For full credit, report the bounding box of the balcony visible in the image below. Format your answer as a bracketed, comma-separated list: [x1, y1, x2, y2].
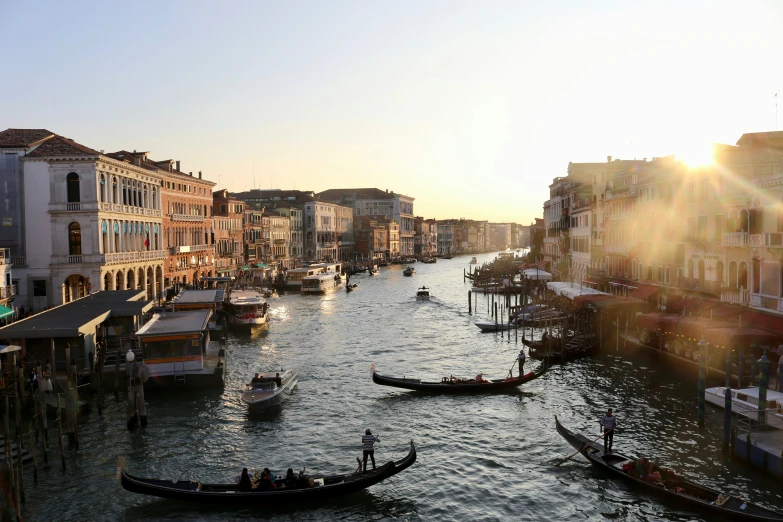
[171, 214, 205, 222]
[103, 250, 167, 264]
[722, 232, 749, 247]
[99, 202, 162, 217]
[762, 233, 783, 247]
[722, 287, 749, 306]
[68, 255, 83, 264]
[66, 203, 81, 211]
[9, 256, 26, 266]
[169, 244, 211, 254]
[0, 285, 14, 300]
[0, 248, 8, 264]
[677, 277, 721, 297]
[273, 239, 286, 245]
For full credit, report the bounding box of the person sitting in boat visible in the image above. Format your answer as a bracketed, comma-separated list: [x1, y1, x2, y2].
[263, 467, 276, 484]
[274, 373, 282, 387]
[252, 374, 263, 385]
[284, 468, 296, 488]
[542, 330, 550, 345]
[475, 373, 486, 383]
[259, 470, 276, 490]
[238, 467, 252, 491]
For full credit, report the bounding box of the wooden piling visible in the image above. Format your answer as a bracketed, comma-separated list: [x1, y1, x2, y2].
[14, 389, 24, 504]
[4, 396, 18, 518]
[57, 395, 66, 470]
[17, 365, 25, 407]
[114, 348, 121, 401]
[468, 291, 472, 314]
[28, 423, 37, 484]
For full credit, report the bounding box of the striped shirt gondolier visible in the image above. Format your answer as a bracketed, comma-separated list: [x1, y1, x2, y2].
[362, 434, 378, 451]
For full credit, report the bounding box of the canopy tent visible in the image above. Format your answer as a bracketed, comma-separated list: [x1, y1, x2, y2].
[0, 305, 13, 319]
[702, 326, 782, 350]
[522, 269, 552, 280]
[0, 345, 21, 354]
[546, 282, 608, 300]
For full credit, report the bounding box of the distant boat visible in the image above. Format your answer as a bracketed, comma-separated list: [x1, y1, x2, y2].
[403, 267, 415, 277]
[705, 386, 783, 430]
[416, 286, 430, 300]
[346, 283, 359, 293]
[470, 257, 478, 264]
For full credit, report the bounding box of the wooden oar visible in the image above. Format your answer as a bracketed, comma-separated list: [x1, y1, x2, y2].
[555, 431, 608, 467]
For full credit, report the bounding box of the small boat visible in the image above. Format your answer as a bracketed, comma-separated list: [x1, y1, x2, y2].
[421, 257, 437, 264]
[705, 386, 783, 429]
[555, 417, 783, 521]
[119, 441, 416, 505]
[226, 290, 270, 329]
[346, 283, 359, 293]
[403, 267, 415, 277]
[260, 287, 277, 298]
[240, 370, 298, 411]
[474, 320, 517, 332]
[368, 265, 379, 275]
[470, 257, 478, 264]
[372, 368, 544, 393]
[416, 286, 430, 300]
[524, 335, 596, 361]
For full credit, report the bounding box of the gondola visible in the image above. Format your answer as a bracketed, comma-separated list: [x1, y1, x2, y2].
[554, 417, 783, 521]
[119, 441, 416, 506]
[346, 283, 359, 293]
[372, 367, 544, 393]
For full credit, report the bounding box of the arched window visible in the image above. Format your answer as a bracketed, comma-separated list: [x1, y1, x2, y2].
[738, 262, 748, 289]
[716, 261, 724, 286]
[112, 176, 118, 203]
[66, 172, 80, 202]
[68, 222, 82, 255]
[99, 174, 106, 202]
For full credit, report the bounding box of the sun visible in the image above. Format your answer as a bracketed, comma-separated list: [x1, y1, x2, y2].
[676, 143, 715, 168]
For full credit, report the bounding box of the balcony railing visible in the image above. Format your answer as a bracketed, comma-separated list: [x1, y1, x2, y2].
[68, 255, 82, 264]
[0, 248, 8, 264]
[0, 285, 14, 299]
[103, 250, 167, 264]
[722, 232, 749, 247]
[66, 203, 81, 211]
[763, 233, 783, 247]
[171, 214, 205, 222]
[9, 256, 26, 266]
[722, 287, 749, 306]
[169, 244, 212, 254]
[273, 239, 286, 244]
[677, 277, 722, 296]
[99, 202, 161, 217]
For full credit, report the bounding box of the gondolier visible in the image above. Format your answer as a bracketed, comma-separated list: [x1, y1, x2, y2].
[600, 408, 616, 453]
[517, 349, 526, 377]
[362, 429, 380, 473]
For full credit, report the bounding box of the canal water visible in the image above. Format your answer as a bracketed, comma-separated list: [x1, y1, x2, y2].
[17, 254, 783, 521]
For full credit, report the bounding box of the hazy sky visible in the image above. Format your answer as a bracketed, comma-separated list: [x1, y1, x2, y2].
[2, 1, 782, 224]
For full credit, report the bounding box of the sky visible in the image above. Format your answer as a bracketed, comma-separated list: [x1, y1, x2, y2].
[2, 1, 783, 224]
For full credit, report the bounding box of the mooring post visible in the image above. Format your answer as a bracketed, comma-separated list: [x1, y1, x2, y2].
[3, 395, 17, 514]
[723, 387, 732, 452]
[126, 350, 137, 430]
[751, 356, 758, 387]
[758, 353, 770, 427]
[56, 395, 66, 470]
[494, 302, 498, 331]
[468, 291, 472, 314]
[14, 388, 24, 505]
[17, 363, 25, 407]
[698, 339, 707, 427]
[725, 348, 732, 389]
[779, 356, 783, 393]
[738, 349, 744, 388]
[28, 423, 37, 484]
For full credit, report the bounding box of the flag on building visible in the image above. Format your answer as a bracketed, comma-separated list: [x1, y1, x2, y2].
[144, 232, 150, 250]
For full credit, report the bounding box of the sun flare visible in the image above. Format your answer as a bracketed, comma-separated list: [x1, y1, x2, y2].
[676, 143, 715, 168]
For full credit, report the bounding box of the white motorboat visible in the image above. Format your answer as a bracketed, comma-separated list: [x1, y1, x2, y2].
[475, 320, 517, 332]
[226, 289, 269, 328]
[416, 286, 430, 301]
[241, 369, 298, 411]
[705, 386, 783, 429]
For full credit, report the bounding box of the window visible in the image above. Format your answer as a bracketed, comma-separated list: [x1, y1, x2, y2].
[664, 267, 670, 284]
[66, 172, 80, 202]
[33, 280, 47, 297]
[221, 204, 227, 213]
[69, 222, 82, 255]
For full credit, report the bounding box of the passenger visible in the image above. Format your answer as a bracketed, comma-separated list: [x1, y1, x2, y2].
[285, 468, 296, 488]
[298, 467, 310, 487]
[275, 373, 282, 387]
[475, 373, 485, 383]
[238, 468, 252, 491]
[263, 467, 276, 484]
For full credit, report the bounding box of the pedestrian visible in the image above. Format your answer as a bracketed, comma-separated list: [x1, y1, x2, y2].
[600, 408, 616, 453]
[517, 349, 526, 377]
[361, 428, 380, 473]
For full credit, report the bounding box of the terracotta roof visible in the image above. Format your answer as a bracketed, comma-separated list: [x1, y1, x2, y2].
[0, 128, 55, 148]
[25, 135, 100, 157]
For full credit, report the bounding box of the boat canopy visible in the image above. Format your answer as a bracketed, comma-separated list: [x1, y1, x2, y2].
[546, 282, 608, 299]
[522, 269, 553, 280]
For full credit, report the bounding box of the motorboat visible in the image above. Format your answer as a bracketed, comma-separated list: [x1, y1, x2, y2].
[346, 283, 359, 293]
[260, 287, 277, 298]
[705, 386, 783, 429]
[240, 370, 298, 411]
[368, 265, 379, 275]
[470, 257, 478, 264]
[416, 286, 430, 300]
[421, 257, 437, 264]
[474, 320, 517, 332]
[403, 267, 415, 277]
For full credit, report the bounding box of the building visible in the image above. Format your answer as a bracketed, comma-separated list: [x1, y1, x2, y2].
[212, 189, 244, 277]
[303, 200, 354, 262]
[354, 217, 389, 262]
[316, 188, 415, 256]
[105, 153, 216, 292]
[0, 129, 166, 310]
[414, 217, 438, 257]
[437, 221, 455, 255]
[488, 223, 512, 251]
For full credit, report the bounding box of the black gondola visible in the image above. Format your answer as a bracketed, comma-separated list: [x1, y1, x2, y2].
[372, 368, 544, 393]
[346, 283, 359, 293]
[554, 417, 783, 521]
[120, 441, 416, 505]
[523, 337, 596, 362]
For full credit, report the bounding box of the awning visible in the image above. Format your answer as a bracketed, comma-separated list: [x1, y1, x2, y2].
[255, 263, 268, 268]
[736, 309, 783, 335]
[576, 294, 650, 313]
[629, 284, 659, 301]
[635, 312, 674, 331]
[702, 326, 782, 350]
[241, 265, 250, 270]
[660, 316, 731, 340]
[522, 269, 552, 280]
[0, 345, 21, 354]
[0, 305, 13, 319]
[547, 282, 608, 300]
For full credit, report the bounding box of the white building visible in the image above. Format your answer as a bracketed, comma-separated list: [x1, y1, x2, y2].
[0, 129, 165, 310]
[303, 200, 354, 262]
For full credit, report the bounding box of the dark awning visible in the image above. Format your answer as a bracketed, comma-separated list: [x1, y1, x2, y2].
[629, 284, 659, 301]
[702, 326, 782, 350]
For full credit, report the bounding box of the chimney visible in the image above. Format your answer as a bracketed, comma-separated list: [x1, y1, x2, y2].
[176, 160, 181, 172]
[198, 170, 202, 179]
[607, 156, 612, 163]
[189, 172, 192, 176]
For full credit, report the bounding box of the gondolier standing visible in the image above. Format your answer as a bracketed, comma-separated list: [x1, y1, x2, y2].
[600, 408, 616, 453]
[517, 349, 526, 377]
[362, 428, 380, 473]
